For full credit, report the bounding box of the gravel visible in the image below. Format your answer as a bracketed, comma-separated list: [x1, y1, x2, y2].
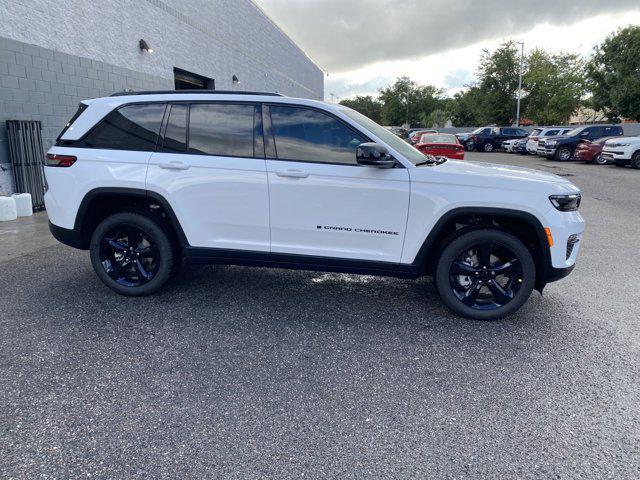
[1, 153, 638, 478]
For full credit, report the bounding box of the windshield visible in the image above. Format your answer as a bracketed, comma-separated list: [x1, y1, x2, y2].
[420, 133, 457, 144]
[340, 107, 428, 165]
[472, 127, 486, 134]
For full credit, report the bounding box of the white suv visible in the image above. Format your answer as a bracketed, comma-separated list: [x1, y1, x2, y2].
[602, 137, 640, 168]
[45, 91, 585, 320]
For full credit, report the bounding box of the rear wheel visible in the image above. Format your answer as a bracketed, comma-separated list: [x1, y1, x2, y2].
[631, 152, 640, 169]
[90, 212, 175, 296]
[555, 146, 572, 161]
[435, 229, 535, 320]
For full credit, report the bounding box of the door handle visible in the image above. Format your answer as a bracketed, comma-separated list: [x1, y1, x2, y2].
[276, 169, 309, 178]
[158, 160, 190, 170]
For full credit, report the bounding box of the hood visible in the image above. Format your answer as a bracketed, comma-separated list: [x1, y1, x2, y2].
[411, 160, 580, 194]
[541, 135, 570, 143]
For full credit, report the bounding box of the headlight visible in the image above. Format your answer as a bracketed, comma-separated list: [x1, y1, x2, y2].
[609, 142, 630, 147]
[549, 194, 581, 212]
[546, 140, 557, 147]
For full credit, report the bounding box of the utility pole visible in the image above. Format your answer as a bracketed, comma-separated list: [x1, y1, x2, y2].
[330, 93, 334, 103]
[405, 84, 410, 128]
[515, 41, 525, 127]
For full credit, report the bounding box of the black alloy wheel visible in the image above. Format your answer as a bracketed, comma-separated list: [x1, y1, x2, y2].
[90, 212, 175, 296]
[631, 152, 640, 169]
[99, 225, 159, 287]
[435, 229, 535, 320]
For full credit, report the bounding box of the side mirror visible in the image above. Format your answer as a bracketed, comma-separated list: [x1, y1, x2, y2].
[356, 143, 396, 168]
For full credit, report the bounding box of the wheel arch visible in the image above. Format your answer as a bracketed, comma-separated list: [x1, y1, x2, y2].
[74, 187, 188, 250]
[411, 207, 551, 290]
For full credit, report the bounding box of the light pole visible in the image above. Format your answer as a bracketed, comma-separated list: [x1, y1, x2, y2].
[515, 41, 525, 127]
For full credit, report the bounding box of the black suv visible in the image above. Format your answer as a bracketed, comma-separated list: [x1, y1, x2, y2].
[538, 125, 624, 161]
[469, 127, 529, 153]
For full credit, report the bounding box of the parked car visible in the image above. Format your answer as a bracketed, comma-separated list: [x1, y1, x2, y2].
[602, 136, 640, 168]
[526, 127, 573, 155]
[45, 90, 584, 321]
[574, 137, 618, 165]
[514, 138, 529, 155]
[461, 127, 490, 151]
[501, 139, 519, 153]
[415, 133, 465, 160]
[537, 125, 624, 161]
[408, 129, 438, 144]
[385, 126, 408, 139]
[469, 127, 529, 153]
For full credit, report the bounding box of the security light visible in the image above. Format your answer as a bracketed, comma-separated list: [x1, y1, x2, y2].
[139, 39, 154, 53]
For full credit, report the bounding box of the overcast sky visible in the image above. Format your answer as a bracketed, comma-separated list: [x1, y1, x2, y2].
[254, 0, 640, 101]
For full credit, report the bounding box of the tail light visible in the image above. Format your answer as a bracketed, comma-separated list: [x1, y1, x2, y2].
[46, 153, 77, 167]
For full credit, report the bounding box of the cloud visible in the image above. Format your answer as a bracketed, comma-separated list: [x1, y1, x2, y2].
[255, 0, 640, 72]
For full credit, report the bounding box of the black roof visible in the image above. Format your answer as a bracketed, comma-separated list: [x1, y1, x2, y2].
[110, 89, 284, 97]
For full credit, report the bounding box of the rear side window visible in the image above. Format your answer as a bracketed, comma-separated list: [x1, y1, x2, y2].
[162, 104, 188, 153]
[603, 126, 623, 136]
[81, 104, 165, 151]
[57, 103, 88, 141]
[546, 130, 559, 136]
[189, 103, 256, 157]
[269, 106, 366, 165]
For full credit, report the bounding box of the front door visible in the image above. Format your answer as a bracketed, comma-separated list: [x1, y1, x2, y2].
[146, 102, 270, 251]
[264, 105, 410, 263]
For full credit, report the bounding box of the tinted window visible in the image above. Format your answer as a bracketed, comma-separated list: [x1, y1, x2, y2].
[189, 103, 255, 157]
[270, 106, 366, 164]
[502, 128, 514, 135]
[546, 130, 560, 136]
[603, 126, 622, 136]
[162, 104, 187, 153]
[82, 103, 165, 151]
[516, 129, 528, 136]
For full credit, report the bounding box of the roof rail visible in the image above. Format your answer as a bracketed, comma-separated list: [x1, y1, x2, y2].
[109, 89, 284, 97]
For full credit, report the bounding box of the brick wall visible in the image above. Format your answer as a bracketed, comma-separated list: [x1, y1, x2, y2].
[0, 37, 173, 194]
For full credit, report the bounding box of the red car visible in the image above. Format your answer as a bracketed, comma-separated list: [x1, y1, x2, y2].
[574, 137, 615, 165]
[415, 133, 465, 160]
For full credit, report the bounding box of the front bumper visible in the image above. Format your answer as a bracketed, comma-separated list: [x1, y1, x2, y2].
[602, 148, 632, 164]
[538, 146, 557, 157]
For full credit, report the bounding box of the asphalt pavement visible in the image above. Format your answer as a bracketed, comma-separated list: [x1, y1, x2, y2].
[1, 152, 638, 478]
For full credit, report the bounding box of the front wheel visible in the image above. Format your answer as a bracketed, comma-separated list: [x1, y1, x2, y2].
[465, 141, 475, 151]
[434, 229, 536, 320]
[593, 153, 607, 165]
[90, 212, 175, 296]
[555, 146, 572, 161]
[631, 152, 640, 169]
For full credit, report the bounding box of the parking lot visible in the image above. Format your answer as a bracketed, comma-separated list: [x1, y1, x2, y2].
[1, 152, 638, 478]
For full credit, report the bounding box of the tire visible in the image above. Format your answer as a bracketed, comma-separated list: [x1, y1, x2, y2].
[465, 141, 475, 152]
[483, 142, 495, 153]
[89, 212, 175, 296]
[555, 146, 572, 161]
[434, 229, 536, 321]
[593, 153, 607, 165]
[631, 152, 640, 169]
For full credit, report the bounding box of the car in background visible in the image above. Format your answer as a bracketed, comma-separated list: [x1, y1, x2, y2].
[460, 127, 493, 151]
[602, 136, 640, 168]
[526, 127, 573, 154]
[408, 129, 438, 144]
[414, 133, 465, 160]
[501, 139, 519, 152]
[574, 137, 618, 165]
[469, 126, 529, 153]
[514, 138, 529, 155]
[538, 125, 624, 161]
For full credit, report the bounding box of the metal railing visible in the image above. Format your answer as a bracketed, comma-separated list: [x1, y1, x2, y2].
[5, 120, 47, 211]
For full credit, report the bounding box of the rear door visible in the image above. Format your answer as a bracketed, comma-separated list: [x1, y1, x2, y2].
[264, 104, 410, 263]
[146, 102, 270, 251]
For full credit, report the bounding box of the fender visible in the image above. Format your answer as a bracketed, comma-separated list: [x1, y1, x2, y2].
[410, 206, 553, 289]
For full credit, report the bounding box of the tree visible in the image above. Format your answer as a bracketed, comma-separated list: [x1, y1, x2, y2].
[377, 77, 446, 126]
[524, 49, 586, 125]
[475, 41, 522, 125]
[450, 87, 484, 127]
[339, 96, 383, 123]
[586, 26, 640, 122]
